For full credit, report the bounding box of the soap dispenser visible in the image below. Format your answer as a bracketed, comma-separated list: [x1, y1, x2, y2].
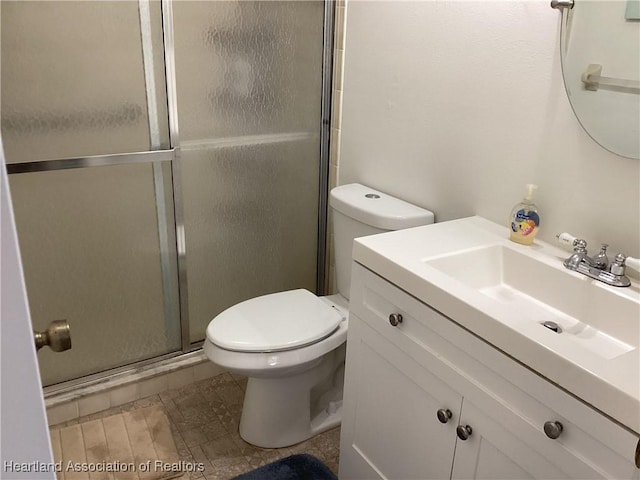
[509, 184, 540, 245]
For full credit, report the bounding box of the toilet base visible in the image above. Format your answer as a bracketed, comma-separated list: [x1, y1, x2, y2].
[238, 346, 345, 448]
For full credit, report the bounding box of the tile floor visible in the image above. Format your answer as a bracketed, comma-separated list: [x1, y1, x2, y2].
[52, 372, 340, 480]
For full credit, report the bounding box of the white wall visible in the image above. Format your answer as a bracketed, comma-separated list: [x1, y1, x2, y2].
[338, 1, 640, 258]
[1, 140, 54, 479]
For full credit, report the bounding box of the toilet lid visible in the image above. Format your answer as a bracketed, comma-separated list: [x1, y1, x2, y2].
[206, 289, 344, 353]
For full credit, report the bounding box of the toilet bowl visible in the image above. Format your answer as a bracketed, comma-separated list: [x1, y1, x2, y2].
[204, 291, 349, 448]
[204, 183, 434, 448]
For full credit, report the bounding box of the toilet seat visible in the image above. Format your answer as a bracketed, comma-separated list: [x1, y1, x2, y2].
[206, 289, 344, 353]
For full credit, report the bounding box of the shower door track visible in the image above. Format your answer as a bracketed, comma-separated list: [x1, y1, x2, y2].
[42, 347, 205, 398]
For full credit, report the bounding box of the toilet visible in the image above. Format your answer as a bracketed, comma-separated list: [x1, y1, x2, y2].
[204, 183, 434, 448]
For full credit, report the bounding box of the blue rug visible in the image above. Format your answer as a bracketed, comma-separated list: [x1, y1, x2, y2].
[232, 454, 338, 480]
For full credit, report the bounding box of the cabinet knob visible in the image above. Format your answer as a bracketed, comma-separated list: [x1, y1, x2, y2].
[543, 421, 563, 439]
[388, 313, 403, 327]
[437, 408, 452, 424]
[456, 425, 473, 440]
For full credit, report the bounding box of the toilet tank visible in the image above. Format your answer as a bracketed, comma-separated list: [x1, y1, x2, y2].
[329, 183, 434, 300]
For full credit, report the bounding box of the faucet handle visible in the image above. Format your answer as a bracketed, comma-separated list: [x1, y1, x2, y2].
[621, 255, 640, 273]
[611, 254, 640, 274]
[556, 232, 578, 248]
[608, 254, 636, 286]
[573, 238, 588, 252]
[610, 254, 627, 276]
[555, 233, 589, 252]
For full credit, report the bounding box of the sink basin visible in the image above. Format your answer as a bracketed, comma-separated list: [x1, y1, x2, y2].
[425, 245, 639, 359]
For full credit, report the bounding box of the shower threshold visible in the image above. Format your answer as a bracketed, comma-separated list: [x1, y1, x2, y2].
[45, 345, 208, 405]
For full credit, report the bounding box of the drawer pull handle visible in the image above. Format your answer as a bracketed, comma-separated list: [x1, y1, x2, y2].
[543, 421, 563, 439]
[456, 425, 473, 440]
[437, 408, 452, 424]
[389, 313, 403, 326]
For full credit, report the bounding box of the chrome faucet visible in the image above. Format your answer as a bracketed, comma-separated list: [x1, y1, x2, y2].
[562, 239, 600, 270]
[556, 234, 633, 287]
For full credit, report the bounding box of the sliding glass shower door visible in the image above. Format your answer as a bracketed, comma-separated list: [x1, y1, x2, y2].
[1, 1, 180, 386]
[1, 0, 330, 387]
[171, 1, 326, 342]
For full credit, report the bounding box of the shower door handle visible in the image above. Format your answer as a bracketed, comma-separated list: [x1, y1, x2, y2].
[34, 320, 72, 352]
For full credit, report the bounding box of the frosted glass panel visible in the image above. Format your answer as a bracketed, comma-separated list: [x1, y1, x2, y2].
[0, 1, 169, 163]
[183, 140, 319, 342]
[173, 1, 325, 342]
[173, 1, 324, 141]
[9, 163, 180, 386]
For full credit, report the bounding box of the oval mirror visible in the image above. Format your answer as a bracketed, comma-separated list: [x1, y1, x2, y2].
[556, 0, 640, 159]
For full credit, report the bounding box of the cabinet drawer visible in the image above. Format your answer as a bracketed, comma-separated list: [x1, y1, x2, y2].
[349, 262, 640, 478]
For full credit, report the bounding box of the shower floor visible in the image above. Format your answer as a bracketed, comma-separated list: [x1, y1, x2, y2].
[51, 372, 340, 480]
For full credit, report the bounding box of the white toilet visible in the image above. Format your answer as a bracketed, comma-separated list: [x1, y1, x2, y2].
[204, 183, 434, 448]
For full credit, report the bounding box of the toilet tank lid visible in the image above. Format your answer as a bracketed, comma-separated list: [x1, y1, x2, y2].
[330, 183, 434, 231]
[206, 289, 344, 353]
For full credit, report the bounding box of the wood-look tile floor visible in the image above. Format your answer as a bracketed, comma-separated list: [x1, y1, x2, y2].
[52, 373, 340, 480]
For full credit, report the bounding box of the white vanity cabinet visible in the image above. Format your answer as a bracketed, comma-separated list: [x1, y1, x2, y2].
[339, 263, 640, 480]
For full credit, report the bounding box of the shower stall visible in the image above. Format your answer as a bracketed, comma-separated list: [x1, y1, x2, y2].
[1, 1, 333, 390]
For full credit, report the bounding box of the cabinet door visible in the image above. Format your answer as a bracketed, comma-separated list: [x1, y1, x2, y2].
[452, 399, 565, 480]
[340, 315, 462, 480]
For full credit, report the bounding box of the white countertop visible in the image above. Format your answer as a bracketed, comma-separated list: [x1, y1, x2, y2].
[353, 216, 640, 433]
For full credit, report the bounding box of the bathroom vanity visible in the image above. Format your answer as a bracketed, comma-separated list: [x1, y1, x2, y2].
[339, 217, 640, 479]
